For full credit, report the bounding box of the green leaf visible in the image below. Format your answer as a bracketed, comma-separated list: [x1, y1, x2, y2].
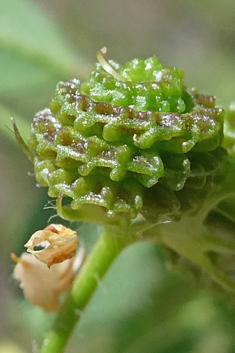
[0, 103, 30, 143]
[0, 0, 78, 96]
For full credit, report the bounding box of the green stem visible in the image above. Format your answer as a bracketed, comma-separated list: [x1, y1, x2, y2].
[40, 226, 135, 353]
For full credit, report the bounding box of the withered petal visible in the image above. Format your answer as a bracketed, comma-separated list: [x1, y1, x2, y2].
[25, 224, 79, 267]
[13, 253, 75, 312]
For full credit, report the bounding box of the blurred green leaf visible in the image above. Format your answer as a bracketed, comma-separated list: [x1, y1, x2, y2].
[0, 1, 82, 130]
[0, 0, 77, 95]
[0, 341, 26, 353]
[0, 0, 86, 125]
[0, 103, 30, 143]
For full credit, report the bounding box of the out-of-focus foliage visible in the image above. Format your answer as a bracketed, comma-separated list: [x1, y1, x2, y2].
[1, 0, 235, 352]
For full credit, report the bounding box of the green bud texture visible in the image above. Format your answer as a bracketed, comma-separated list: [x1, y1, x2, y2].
[17, 51, 235, 301]
[27, 55, 224, 224]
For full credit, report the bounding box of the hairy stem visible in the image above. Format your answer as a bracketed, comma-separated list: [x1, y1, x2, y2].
[40, 226, 136, 353]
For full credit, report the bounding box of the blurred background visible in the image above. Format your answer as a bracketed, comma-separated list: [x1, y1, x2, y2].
[1, 0, 235, 352]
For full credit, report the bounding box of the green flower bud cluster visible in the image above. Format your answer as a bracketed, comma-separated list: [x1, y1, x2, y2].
[27, 54, 225, 224]
[15, 50, 235, 307]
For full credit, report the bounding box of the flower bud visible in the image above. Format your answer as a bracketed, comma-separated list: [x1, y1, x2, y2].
[19, 51, 224, 224]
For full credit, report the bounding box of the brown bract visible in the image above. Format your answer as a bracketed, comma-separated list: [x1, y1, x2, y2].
[24, 224, 79, 267]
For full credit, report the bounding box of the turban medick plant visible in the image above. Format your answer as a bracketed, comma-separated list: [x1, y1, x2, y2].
[13, 48, 235, 353]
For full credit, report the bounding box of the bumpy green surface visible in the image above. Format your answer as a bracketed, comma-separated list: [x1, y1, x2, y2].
[80, 57, 186, 112]
[17, 54, 235, 303]
[224, 104, 235, 158]
[28, 56, 224, 223]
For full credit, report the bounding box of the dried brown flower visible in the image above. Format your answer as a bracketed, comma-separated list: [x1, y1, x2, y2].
[24, 224, 79, 267]
[12, 253, 75, 312]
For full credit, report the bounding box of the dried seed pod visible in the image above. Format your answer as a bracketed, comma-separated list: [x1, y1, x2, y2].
[24, 224, 79, 267]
